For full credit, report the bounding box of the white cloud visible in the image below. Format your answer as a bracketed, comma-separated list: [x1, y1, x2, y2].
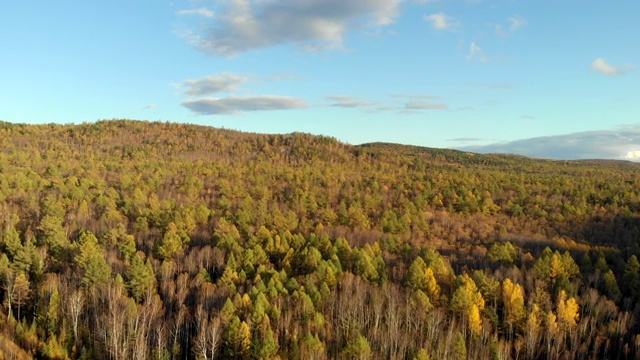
[460, 130, 640, 161]
[591, 58, 634, 76]
[424, 12, 458, 31]
[624, 151, 640, 160]
[186, 0, 402, 56]
[466, 42, 487, 62]
[179, 73, 249, 95]
[144, 104, 157, 109]
[326, 95, 375, 108]
[176, 7, 215, 18]
[182, 95, 308, 115]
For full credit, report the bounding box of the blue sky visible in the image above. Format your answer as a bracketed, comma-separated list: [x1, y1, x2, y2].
[1, 0, 638, 160]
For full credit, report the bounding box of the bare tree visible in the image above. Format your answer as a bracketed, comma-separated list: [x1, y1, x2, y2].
[132, 294, 164, 360]
[193, 305, 221, 360]
[68, 289, 85, 341]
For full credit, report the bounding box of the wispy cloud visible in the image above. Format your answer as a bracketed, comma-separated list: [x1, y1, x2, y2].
[591, 58, 634, 76]
[370, 105, 395, 112]
[508, 16, 527, 31]
[326, 95, 376, 108]
[176, 7, 215, 18]
[179, 73, 249, 96]
[144, 104, 157, 110]
[616, 124, 640, 131]
[494, 25, 507, 38]
[383, 94, 450, 112]
[404, 101, 448, 110]
[460, 130, 640, 161]
[424, 12, 458, 31]
[466, 42, 487, 63]
[448, 137, 483, 142]
[388, 94, 441, 100]
[182, 95, 308, 115]
[494, 16, 526, 37]
[182, 0, 401, 56]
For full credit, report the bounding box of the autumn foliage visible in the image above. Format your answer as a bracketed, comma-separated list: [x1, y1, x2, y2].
[0, 120, 639, 359]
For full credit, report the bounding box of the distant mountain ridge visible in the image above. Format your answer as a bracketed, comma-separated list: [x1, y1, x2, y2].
[3, 119, 639, 169]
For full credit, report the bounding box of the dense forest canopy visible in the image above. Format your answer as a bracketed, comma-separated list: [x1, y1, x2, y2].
[1, 119, 640, 359]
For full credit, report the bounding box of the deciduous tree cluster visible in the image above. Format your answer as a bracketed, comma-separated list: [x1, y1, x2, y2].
[0, 120, 639, 359]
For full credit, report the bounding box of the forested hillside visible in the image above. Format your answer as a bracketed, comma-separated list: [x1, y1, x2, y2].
[1, 119, 640, 359]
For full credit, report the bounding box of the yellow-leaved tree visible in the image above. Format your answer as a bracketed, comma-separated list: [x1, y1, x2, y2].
[451, 274, 485, 336]
[557, 290, 579, 330]
[502, 278, 526, 338]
